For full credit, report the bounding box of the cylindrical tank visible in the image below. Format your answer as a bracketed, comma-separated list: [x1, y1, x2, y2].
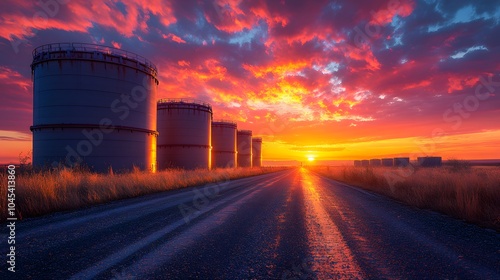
[157, 99, 212, 170]
[382, 158, 394, 167]
[353, 160, 361, 167]
[361, 160, 370, 167]
[237, 130, 252, 167]
[394, 157, 410, 167]
[211, 120, 237, 168]
[417, 156, 442, 167]
[252, 137, 262, 167]
[30, 42, 159, 172]
[369, 159, 381, 166]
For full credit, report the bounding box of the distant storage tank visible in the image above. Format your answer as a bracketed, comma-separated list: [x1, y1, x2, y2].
[157, 99, 212, 170]
[237, 130, 252, 167]
[354, 160, 361, 167]
[361, 160, 370, 167]
[252, 137, 262, 167]
[417, 157, 442, 167]
[394, 157, 410, 167]
[369, 159, 381, 166]
[30, 43, 159, 172]
[211, 120, 237, 168]
[382, 158, 394, 167]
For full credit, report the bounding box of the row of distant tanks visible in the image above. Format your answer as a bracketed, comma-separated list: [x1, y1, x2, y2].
[354, 157, 442, 167]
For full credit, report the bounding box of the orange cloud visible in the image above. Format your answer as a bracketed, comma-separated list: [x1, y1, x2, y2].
[243, 61, 308, 78]
[403, 79, 432, 90]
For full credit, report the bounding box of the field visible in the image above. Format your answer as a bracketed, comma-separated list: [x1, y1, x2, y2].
[308, 165, 500, 231]
[0, 166, 289, 221]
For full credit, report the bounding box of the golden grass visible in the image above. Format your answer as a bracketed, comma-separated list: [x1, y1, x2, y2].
[0, 166, 289, 221]
[309, 166, 500, 231]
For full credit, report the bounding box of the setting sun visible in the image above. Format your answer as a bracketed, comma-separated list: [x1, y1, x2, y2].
[308, 156, 315, 162]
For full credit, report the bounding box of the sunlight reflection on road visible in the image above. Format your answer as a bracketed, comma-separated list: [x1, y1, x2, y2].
[300, 168, 365, 279]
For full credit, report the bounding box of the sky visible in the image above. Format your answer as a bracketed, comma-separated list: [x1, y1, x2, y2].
[0, 0, 500, 164]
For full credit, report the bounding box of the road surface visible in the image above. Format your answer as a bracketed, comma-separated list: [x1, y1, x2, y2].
[1, 168, 499, 279]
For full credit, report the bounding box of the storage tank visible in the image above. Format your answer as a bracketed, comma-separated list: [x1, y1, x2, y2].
[353, 160, 361, 167]
[361, 160, 370, 167]
[369, 159, 381, 166]
[394, 157, 410, 167]
[382, 158, 394, 167]
[417, 156, 442, 167]
[211, 120, 237, 168]
[252, 137, 262, 167]
[30, 42, 159, 172]
[157, 99, 212, 170]
[237, 130, 252, 167]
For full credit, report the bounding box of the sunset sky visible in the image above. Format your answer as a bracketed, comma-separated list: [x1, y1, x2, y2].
[1, 0, 499, 164]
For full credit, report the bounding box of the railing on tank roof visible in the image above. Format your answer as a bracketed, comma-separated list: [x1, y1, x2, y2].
[212, 119, 237, 125]
[157, 98, 212, 109]
[32, 42, 157, 72]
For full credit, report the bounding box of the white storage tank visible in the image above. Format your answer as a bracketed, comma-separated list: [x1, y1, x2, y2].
[237, 130, 252, 167]
[157, 99, 212, 170]
[30, 42, 159, 172]
[252, 137, 262, 167]
[211, 120, 237, 168]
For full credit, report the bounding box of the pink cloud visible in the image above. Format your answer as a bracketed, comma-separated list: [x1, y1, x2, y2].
[111, 41, 122, 49]
[163, 33, 186, 44]
[369, 0, 415, 25]
[0, 0, 176, 41]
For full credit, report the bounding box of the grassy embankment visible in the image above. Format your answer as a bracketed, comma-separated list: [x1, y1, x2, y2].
[309, 165, 500, 231]
[0, 166, 289, 221]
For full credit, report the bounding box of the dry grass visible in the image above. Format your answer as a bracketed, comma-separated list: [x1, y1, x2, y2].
[309, 166, 500, 231]
[0, 166, 289, 221]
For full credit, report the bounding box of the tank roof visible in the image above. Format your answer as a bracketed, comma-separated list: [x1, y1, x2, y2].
[252, 137, 262, 142]
[237, 130, 252, 135]
[212, 119, 237, 125]
[32, 42, 157, 75]
[158, 98, 211, 108]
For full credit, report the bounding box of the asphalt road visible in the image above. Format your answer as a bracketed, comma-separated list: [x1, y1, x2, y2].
[1, 168, 499, 279]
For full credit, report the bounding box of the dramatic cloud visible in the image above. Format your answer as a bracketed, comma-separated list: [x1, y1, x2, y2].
[0, 0, 499, 162]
